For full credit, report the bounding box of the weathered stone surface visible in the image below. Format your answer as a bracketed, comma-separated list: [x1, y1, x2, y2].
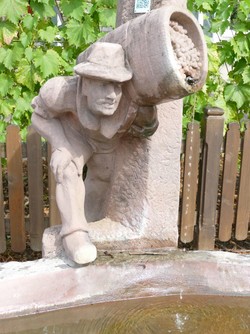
[0, 251, 249, 321]
[42, 101, 182, 257]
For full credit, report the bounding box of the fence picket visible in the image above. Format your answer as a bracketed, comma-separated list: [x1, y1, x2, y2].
[6, 125, 26, 252]
[180, 122, 200, 243]
[48, 144, 61, 226]
[219, 123, 240, 242]
[235, 121, 250, 240]
[27, 126, 44, 251]
[198, 107, 224, 250]
[0, 160, 6, 253]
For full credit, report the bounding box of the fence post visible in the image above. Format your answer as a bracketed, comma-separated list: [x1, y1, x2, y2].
[180, 121, 200, 243]
[6, 125, 26, 252]
[197, 107, 224, 250]
[27, 126, 44, 251]
[218, 122, 240, 241]
[235, 121, 250, 240]
[0, 160, 6, 253]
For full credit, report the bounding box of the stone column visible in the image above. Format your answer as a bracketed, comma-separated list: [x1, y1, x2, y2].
[89, 0, 185, 249]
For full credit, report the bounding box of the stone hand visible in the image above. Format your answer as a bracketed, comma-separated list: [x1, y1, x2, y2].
[50, 147, 73, 183]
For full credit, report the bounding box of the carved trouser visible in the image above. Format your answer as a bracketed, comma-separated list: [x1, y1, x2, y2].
[55, 116, 118, 237]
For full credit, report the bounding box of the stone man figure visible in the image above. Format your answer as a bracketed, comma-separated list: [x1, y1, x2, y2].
[32, 42, 158, 264]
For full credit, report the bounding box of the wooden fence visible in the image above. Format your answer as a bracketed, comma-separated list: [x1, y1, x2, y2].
[0, 126, 60, 254]
[0, 107, 249, 254]
[180, 107, 250, 249]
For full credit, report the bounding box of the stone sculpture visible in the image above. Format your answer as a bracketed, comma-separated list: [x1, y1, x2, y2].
[32, 5, 208, 265]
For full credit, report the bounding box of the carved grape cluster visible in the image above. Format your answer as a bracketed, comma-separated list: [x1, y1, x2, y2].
[170, 21, 202, 84]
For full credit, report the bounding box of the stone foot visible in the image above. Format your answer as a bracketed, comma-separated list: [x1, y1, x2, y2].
[62, 231, 97, 265]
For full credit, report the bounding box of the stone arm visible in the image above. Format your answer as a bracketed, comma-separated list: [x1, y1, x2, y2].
[31, 76, 80, 183]
[31, 111, 71, 152]
[128, 105, 159, 138]
[32, 109, 75, 184]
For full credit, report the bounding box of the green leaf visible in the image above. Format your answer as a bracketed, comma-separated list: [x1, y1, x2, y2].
[0, 21, 17, 45]
[0, 100, 13, 117]
[66, 18, 97, 48]
[13, 42, 25, 59]
[20, 32, 33, 48]
[29, 0, 55, 18]
[22, 15, 36, 30]
[202, 2, 212, 10]
[34, 49, 60, 77]
[15, 59, 35, 91]
[3, 49, 15, 70]
[10, 86, 22, 100]
[95, 0, 116, 7]
[38, 26, 58, 43]
[0, 0, 27, 24]
[0, 42, 24, 70]
[224, 84, 250, 109]
[242, 67, 250, 84]
[233, 21, 250, 33]
[60, 0, 84, 21]
[239, 2, 250, 18]
[231, 32, 250, 58]
[217, 40, 235, 65]
[191, 0, 214, 10]
[0, 48, 6, 63]
[25, 47, 33, 62]
[16, 96, 33, 112]
[99, 8, 116, 28]
[0, 74, 14, 96]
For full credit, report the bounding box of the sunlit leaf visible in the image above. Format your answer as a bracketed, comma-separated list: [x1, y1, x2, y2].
[0, 21, 17, 45]
[231, 32, 250, 57]
[38, 26, 59, 43]
[34, 49, 60, 77]
[0, 0, 27, 24]
[242, 67, 250, 84]
[0, 100, 13, 117]
[60, 0, 84, 21]
[0, 74, 14, 96]
[224, 84, 250, 109]
[66, 18, 97, 48]
[99, 8, 116, 28]
[15, 59, 35, 91]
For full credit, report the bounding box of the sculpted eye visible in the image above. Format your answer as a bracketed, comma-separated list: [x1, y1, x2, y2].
[115, 84, 122, 91]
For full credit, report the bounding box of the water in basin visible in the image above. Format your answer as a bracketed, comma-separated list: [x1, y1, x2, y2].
[1, 295, 249, 333]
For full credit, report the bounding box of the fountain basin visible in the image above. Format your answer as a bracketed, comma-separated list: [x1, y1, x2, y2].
[0, 250, 249, 321]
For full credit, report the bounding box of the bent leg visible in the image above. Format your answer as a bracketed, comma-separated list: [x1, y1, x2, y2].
[55, 160, 96, 264]
[85, 151, 116, 222]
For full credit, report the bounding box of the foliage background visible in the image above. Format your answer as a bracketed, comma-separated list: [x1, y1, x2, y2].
[0, 0, 249, 141]
[184, 0, 250, 131]
[0, 0, 116, 141]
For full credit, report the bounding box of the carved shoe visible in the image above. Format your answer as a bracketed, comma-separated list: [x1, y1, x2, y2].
[62, 230, 97, 264]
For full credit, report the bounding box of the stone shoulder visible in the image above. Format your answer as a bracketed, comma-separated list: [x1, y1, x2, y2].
[39, 76, 78, 114]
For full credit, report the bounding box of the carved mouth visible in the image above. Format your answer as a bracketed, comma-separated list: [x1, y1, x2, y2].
[102, 101, 116, 108]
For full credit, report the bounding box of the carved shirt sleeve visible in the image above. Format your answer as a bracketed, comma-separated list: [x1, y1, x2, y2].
[31, 76, 78, 119]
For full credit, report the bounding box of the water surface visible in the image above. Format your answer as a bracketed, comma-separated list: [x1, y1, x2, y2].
[1, 295, 249, 333]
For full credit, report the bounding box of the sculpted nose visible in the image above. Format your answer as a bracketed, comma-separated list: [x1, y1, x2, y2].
[104, 84, 117, 99]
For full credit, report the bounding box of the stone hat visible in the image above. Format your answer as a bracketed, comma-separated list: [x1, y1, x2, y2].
[74, 42, 132, 83]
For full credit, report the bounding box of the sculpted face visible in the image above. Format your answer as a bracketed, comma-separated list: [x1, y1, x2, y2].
[83, 78, 122, 117]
